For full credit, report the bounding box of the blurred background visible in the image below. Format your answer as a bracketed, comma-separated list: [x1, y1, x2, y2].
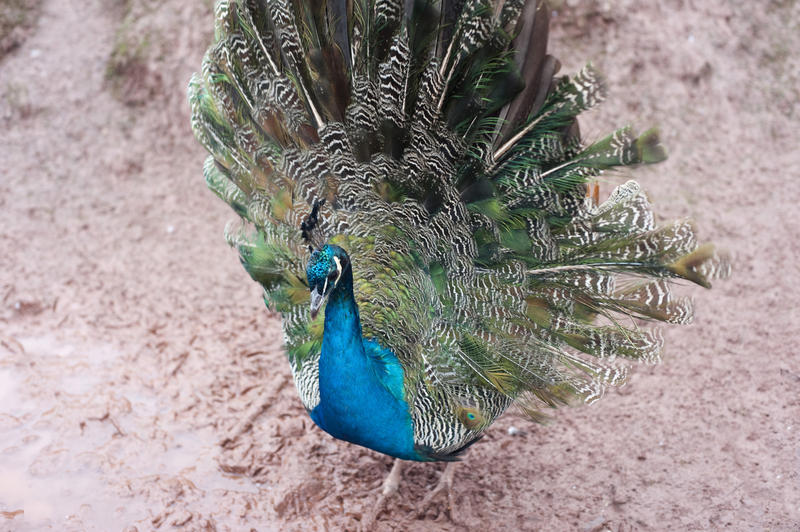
[1, 0, 798, 529]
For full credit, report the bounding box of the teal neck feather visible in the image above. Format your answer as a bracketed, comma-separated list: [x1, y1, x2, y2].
[309, 267, 423, 461]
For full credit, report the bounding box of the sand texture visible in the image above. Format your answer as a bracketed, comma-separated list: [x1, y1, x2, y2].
[1, 0, 799, 529]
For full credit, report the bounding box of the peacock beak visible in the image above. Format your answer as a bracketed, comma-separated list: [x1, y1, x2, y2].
[309, 287, 325, 319]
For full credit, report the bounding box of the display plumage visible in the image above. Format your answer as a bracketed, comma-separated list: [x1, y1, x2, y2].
[189, 0, 729, 464]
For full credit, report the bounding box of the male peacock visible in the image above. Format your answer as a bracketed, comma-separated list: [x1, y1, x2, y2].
[189, 0, 729, 511]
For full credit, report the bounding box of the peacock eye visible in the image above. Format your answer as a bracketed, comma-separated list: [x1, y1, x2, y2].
[327, 271, 338, 281]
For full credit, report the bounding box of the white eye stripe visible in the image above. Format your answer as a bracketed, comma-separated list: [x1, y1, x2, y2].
[332, 256, 342, 284]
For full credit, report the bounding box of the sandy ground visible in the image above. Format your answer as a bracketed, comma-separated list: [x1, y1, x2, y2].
[1, 0, 799, 530]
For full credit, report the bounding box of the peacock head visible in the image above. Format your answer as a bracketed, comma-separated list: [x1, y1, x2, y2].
[306, 244, 351, 319]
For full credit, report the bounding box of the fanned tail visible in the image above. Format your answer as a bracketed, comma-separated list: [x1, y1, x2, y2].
[190, 0, 730, 446]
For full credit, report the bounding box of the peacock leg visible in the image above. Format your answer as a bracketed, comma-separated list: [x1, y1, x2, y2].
[417, 462, 461, 522]
[361, 459, 404, 530]
[381, 458, 404, 495]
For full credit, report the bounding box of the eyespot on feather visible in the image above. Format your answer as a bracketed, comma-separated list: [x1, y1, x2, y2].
[456, 406, 485, 430]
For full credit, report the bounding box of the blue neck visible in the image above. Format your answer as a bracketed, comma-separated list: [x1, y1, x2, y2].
[309, 268, 421, 460]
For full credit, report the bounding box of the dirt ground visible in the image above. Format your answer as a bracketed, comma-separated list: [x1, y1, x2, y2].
[1, 0, 798, 530]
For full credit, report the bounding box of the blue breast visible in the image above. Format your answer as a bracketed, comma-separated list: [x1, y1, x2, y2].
[309, 282, 424, 461]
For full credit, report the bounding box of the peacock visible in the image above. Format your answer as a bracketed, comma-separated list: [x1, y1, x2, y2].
[189, 0, 729, 512]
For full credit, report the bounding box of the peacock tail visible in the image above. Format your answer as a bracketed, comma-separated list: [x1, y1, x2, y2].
[189, 0, 729, 459]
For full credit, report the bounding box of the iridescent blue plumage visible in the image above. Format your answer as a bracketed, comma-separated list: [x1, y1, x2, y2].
[307, 245, 423, 460]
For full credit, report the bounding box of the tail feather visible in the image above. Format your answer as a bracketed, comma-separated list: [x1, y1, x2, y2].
[495, 0, 551, 146]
